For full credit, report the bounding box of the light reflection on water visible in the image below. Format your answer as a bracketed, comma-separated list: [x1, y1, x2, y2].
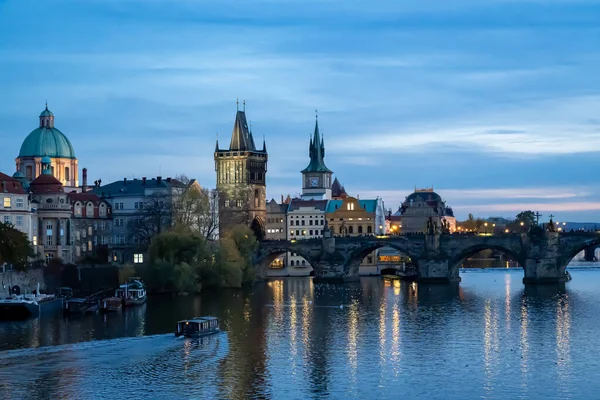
[2, 267, 600, 399]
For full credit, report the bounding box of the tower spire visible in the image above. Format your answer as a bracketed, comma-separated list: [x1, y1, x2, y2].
[236, 98, 239, 111]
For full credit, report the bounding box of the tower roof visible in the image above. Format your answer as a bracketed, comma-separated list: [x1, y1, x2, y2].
[229, 110, 256, 151]
[301, 117, 332, 173]
[331, 177, 348, 198]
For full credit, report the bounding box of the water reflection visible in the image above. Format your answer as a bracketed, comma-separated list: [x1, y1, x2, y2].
[2, 271, 600, 399]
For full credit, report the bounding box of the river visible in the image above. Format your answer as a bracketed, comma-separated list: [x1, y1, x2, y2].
[1, 265, 600, 399]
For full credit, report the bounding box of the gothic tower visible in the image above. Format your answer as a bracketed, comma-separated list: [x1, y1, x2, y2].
[215, 103, 268, 240]
[301, 115, 333, 200]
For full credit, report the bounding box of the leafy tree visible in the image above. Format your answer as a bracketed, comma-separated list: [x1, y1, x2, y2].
[128, 192, 173, 250]
[0, 222, 33, 271]
[515, 210, 536, 227]
[226, 225, 258, 285]
[172, 175, 219, 241]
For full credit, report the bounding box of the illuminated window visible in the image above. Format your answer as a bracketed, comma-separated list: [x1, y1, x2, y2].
[134, 253, 144, 264]
[347, 203, 354, 211]
[3, 197, 10, 208]
[32, 236, 37, 246]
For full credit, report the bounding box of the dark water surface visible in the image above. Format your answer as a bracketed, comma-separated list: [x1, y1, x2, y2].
[2, 267, 600, 399]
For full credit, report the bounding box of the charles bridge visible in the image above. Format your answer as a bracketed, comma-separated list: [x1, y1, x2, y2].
[255, 230, 600, 284]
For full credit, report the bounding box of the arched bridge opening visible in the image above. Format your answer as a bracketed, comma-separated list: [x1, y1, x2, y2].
[449, 244, 525, 280]
[257, 246, 317, 278]
[345, 240, 417, 278]
[561, 236, 600, 275]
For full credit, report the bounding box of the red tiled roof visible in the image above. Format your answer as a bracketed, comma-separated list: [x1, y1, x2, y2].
[68, 192, 103, 203]
[29, 174, 63, 193]
[0, 172, 26, 194]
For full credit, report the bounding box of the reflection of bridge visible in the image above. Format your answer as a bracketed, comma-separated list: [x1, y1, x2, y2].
[255, 232, 600, 284]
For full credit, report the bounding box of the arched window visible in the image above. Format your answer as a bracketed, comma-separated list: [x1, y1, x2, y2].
[291, 260, 295, 266]
[254, 189, 259, 208]
[99, 203, 107, 217]
[26, 166, 33, 180]
[367, 226, 372, 234]
[349, 226, 354, 234]
[74, 202, 82, 216]
[301, 260, 306, 266]
[358, 226, 363, 234]
[65, 167, 70, 182]
[86, 202, 94, 217]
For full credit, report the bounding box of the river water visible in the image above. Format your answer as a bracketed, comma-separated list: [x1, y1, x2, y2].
[1, 265, 600, 399]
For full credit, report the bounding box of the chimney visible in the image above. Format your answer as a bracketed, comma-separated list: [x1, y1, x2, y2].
[124, 177, 127, 185]
[281, 194, 283, 204]
[157, 176, 162, 185]
[166, 177, 172, 183]
[142, 177, 146, 185]
[82, 168, 88, 192]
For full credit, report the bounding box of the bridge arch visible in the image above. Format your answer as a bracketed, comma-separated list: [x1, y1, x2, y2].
[449, 244, 525, 277]
[344, 239, 417, 277]
[255, 245, 317, 275]
[559, 235, 600, 274]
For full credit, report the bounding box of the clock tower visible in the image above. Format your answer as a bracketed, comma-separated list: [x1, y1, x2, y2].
[301, 115, 333, 200]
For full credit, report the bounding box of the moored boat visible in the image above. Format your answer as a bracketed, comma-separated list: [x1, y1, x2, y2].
[64, 298, 100, 315]
[0, 293, 63, 320]
[100, 297, 123, 312]
[175, 316, 220, 338]
[115, 278, 147, 306]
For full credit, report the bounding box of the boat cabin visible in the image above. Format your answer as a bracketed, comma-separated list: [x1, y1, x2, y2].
[115, 280, 146, 300]
[175, 316, 219, 337]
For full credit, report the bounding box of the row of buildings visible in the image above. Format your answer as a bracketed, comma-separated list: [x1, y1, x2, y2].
[1, 103, 456, 275]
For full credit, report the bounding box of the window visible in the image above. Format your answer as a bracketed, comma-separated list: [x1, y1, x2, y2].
[309, 230, 313, 235]
[100, 236, 107, 245]
[3, 197, 10, 208]
[296, 230, 300, 236]
[114, 202, 124, 210]
[116, 218, 124, 227]
[367, 226, 372, 234]
[236, 200, 243, 207]
[16, 198, 24, 208]
[75, 202, 82, 216]
[86, 202, 94, 216]
[367, 257, 373, 264]
[349, 226, 354, 234]
[134, 202, 139, 209]
[88, 240, 92, 251]
[358, 226, 363, 234]
[290, 230, 294, 236]
[301, 260, 306, 266]
[291, 260, 295, 266]
[16, 216, 23, 226]
[26, 166, 33, 181]
[224, 200, 230, 208]
[309, 220, 313, 226]
[45, 253, 54, 264]
[134, 253, 144, 264]
[4, 216, 11, 224]
[347, 203, 354, 211]
[301, 220, 305, 226]
[88, 226, 93, 235]
[46, 233, 53, 246]
[100, 221, 105, 230]
[65, 167, 70, 182]
[99, 203, 107, 217]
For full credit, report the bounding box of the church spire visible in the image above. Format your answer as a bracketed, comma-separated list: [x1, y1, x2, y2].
[301, 111, 332, 173]
[228, 101, 256, 151]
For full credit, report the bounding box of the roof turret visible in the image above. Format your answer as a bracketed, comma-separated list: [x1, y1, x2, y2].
[301, 113, 332, 173]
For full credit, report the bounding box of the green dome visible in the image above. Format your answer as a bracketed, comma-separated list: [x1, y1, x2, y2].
[19, 127, 76, 159]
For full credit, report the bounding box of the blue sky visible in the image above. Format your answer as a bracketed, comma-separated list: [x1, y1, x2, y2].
[1, 0, 600, 221]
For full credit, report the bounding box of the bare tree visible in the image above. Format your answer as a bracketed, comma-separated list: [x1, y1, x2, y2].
[128, 192, 173, 250]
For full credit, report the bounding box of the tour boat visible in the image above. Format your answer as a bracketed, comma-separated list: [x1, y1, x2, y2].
[100, 297, 123, 312]
[0, 290, 63, 320]
[175, 316, 220, 338]
[115, 278, 147, 306]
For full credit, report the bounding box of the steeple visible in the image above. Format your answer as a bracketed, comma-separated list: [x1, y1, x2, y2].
[228, 105, 256, 152]
[301, 112, 332, 173]
[39, 103, 55, 128]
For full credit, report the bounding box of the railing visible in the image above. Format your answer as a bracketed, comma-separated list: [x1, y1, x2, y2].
[37, 203, 72, 211]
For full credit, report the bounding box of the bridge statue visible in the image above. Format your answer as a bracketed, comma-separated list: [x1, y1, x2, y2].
[255, 230, 600, 285]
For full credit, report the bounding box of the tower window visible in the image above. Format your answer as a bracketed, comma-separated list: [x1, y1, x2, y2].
[65, 167, 70, 182]
[236, 200, 243, 207]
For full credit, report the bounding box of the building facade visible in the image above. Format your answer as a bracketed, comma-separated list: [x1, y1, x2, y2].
[264, 199, 288, 271]
[93, 176, 189, 264]
[398, 188, 456, 234]
[0, 172, 34, 246]
[15, 105, 79, 188]
[68, 192, 112, 262]
[215, 106, 268, 240]
[326, 196, 385, 275]
[29, 157, 74, 264]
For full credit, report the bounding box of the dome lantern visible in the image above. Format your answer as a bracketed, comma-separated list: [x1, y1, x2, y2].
[41, 156, 52, 175]
[39, 103, 55, 128]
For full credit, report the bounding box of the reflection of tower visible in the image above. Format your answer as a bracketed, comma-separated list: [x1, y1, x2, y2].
[214, 102, 268, 239]
[301, 114, 333, 200]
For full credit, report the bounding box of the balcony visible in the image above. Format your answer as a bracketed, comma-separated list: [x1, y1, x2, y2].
[37, 203, 72, 211]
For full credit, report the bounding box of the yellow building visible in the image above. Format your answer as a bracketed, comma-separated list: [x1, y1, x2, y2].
[326, 196, 385, 275]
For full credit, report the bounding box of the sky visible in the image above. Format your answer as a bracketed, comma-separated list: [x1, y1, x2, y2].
[1, 0, 600, 221]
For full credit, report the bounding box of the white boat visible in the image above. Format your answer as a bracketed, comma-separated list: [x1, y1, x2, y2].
[115, 278, 147, 306]
[0, 289, 63, 320]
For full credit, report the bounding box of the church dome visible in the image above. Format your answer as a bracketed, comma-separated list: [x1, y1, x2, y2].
[18, 106, 76, 159]
[405, 190, 442, 204]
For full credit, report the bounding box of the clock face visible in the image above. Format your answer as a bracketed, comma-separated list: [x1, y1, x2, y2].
[309, 177, 320, 187]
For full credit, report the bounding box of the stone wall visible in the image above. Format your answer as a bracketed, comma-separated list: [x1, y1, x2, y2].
[0, 268, 45, 296]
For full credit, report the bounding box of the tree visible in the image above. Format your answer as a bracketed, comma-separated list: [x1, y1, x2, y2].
[172, 175, 219, 241]
[128, 192, 173, 250]
[0, 222, 33, 271]
[515, 210, 536, 227]
[226, 224, 258, 285]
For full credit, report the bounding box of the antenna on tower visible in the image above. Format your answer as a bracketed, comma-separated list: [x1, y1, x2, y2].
[236, 98, 239, 111]
[243, 100, 246, 112]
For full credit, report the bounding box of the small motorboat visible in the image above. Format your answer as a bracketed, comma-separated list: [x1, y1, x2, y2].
[100, 297, 123, 312]
[64, 298, 100, 315]
[175, 316, 220, 338]
[115, 278, 147, 307]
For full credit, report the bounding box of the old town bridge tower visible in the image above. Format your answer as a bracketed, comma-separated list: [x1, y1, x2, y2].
[215, 103, 268, 240]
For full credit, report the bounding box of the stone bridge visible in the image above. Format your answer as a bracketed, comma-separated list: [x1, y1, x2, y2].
[255, 231, 600, 284]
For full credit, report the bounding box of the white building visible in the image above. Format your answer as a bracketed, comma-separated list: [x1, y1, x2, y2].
[0, 172, 34, 247]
